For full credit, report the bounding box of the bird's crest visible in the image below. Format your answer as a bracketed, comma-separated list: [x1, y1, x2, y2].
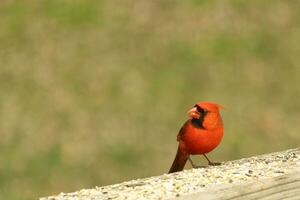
[195, 102, 223, 112]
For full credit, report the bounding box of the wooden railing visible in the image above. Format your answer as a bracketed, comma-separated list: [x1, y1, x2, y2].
[40, 147, 300, 200]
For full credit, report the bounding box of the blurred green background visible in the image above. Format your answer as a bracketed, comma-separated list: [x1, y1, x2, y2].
[1, 0, 300, 199]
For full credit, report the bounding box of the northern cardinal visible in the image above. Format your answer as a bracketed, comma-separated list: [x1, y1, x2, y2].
[168, 102, 224, 173]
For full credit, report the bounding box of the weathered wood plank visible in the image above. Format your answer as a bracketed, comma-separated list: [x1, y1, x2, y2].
[40, 147, 300, 200]
[179, 170, 300, 200]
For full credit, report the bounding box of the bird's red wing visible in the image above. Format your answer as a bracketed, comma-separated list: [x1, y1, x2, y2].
[176, 120, 190, 142]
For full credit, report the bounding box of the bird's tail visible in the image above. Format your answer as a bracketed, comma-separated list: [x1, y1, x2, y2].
[168, 146, 189, 173]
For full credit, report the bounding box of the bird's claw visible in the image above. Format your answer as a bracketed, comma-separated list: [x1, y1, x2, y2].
[208, 162, 222, 166]
[192, 165, 207, 169]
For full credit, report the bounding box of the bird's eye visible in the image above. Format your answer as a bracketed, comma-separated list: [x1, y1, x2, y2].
[195, 105, 205, 113]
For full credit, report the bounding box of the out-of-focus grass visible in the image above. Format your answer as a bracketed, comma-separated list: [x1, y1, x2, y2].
[1, 1, 300, 199]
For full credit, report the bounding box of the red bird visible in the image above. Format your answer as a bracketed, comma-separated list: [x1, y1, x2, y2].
[169, 102, 224, 173]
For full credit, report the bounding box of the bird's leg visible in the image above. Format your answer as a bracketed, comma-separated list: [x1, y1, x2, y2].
[203, 154, 221, 166]
[188, 156, 206, 168]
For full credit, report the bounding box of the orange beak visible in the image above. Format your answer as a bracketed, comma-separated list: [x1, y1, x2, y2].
[188, 107, 200, 119]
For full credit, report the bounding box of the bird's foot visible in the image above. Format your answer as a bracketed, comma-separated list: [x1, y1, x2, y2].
[192, 165, 207, 169]
[208, 161, 222, 166]
[188, 157, 207, 168]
